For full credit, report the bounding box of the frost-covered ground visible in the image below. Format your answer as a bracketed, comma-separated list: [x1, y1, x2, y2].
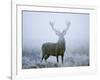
[22, 48, 89, 69]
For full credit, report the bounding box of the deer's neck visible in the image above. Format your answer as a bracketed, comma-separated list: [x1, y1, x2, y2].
[57, 37, 66, 50]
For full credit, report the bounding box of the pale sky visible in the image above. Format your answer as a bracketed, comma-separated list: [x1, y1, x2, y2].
[22, 11, 89, 51]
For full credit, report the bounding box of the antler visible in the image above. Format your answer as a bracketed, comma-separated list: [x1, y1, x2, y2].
[49, 21, 55, 27]
[49, 21, 60, 35]
[62, 21, 70, 35]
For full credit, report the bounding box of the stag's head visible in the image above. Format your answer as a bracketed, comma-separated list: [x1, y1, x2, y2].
[49, 21, 71, 39]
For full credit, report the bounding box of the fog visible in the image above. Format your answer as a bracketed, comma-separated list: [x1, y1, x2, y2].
[22, 11, 89, 69]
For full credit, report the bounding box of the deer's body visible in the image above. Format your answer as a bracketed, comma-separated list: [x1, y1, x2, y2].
[41, 21, 70, 63]
[42, 38, 65, 55]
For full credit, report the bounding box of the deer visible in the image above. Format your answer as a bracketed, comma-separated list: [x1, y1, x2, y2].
[41, 21, 70, 63]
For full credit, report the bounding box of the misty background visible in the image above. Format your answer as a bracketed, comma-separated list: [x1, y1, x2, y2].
[22, 11, 89, 69]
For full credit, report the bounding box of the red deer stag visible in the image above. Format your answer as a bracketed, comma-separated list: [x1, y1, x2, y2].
[41, 21, 70, 63]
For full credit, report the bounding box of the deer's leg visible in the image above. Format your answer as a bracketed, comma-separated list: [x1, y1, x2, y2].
[41, 54, 45, 62]
[61, 55, 64, 64]
[44, 54, 49, 61]
[56, 56, 59, 63]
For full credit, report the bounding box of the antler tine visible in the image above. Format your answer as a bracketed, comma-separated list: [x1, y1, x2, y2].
[62, 21, 71, 35]
[66, 21, 71, 29]
[50, 21, 55, 31]
[49, 21, 56, 30]
[50, 21, 54, 27]
[65, 21, 70, 30]
[49, 21, 60, 35]
[66, 21, 70, 27]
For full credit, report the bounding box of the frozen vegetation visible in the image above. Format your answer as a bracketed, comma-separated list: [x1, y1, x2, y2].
[22, 47, 89, 69]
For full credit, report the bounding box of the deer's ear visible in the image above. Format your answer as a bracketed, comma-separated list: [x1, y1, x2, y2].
[62, 29, 67, 36]
[55, 31, 61, 36]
